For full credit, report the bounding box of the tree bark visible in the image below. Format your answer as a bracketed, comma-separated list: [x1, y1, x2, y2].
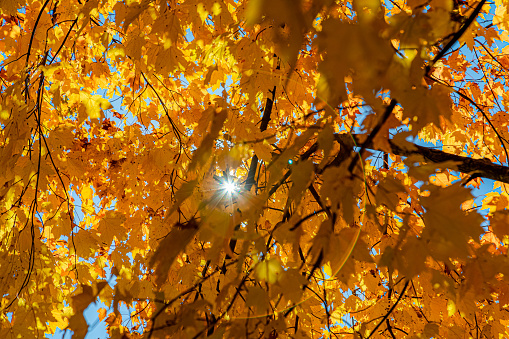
[334, 133, 509, 184]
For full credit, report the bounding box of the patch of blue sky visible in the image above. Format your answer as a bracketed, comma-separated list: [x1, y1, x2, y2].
[205, 14, 215, 28]
[206, 74, 234, 96]
[47, 297, 136, 339]
[83, 301, 109, 339]
[92, 86, 144, 134]
[185, 27, 195, 42]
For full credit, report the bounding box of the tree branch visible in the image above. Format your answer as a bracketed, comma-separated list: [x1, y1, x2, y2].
[229, 86, 277, 258]
[335, 133, 509, 184]
[348, 99, 397, 172]
[367, 280, 409, 339]
[426, 0, 487, 73]
[245, 86, 276, 192]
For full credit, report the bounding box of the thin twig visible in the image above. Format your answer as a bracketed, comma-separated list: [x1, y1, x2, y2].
[367, 280, 409, 338]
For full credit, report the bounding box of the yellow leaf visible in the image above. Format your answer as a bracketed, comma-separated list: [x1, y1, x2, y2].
[275, 269, 306, 303]
[189, 107, 227, 171]
[121, 0, 150, 31]
[197, 3, 209, 23]
[149, 218, 199, 287]
[255, 258, 282, 284]
[97, 308, 107, 321]
[81, 185, 94, 214]
[245, 285, 271, 314]
[74, 230, 101, 258]
[289, 159, 314, 205]
[79, 91, 112, 119]
[211, 2, 222, 16]
[323, 262, 332, 277]
[125, 31, 146, 61]
[402, 85, 452, 130]
[0, 0, 23, 15]
[421, 183, 483, 260]
[447, 299, 456, 317]
[252, 140, 273, 163]
[375, 175, 406, 210]
[98, 211, 127, 244]
[491, 210, 509, 239]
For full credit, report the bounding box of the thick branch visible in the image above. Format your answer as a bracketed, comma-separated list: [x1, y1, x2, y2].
[245, 86, 276, 191]
[229, 86, 277, 258]
[335, 134, 509, 184]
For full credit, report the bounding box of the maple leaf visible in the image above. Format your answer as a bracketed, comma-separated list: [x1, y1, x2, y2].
[149, 218, 199, 287]
[255, 257, 283, 284]
[420, 183, 483, 260]
[401, 85, 453, 130]
[97, 210, 127, 244]
[78, 91, 112, 119]
[3, 0, 509, 337]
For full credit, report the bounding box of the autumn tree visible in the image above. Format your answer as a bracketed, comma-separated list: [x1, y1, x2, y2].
[2, 0, 509, 337]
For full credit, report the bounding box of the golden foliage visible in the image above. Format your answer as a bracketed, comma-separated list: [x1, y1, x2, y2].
[1, 0, 509, 337]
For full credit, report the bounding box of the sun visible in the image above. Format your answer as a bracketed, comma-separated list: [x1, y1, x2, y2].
[223, 180, 238, 195]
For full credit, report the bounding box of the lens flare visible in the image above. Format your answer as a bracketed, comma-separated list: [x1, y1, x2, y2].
[223, 181, 237, 194]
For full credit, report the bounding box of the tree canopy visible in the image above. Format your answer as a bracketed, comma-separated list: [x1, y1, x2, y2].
[2, 0, 509, 337]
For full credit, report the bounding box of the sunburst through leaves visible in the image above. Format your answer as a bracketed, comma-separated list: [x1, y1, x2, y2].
[2, 0, 509, 337]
